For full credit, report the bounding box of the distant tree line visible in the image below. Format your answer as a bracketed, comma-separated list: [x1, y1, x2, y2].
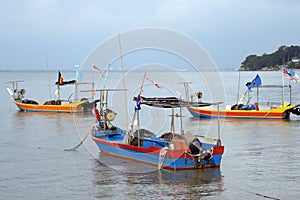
[240, 45, 300, 71]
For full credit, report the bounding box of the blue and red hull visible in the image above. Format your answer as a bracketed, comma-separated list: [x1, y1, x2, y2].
[91, 128, 224, 170]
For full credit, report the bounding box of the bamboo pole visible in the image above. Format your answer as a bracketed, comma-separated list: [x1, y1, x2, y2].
[256, 87, 259, 106]
[236, 71, 240, 105]
[118, 33, 129, 129]
[103, 64, 111, 89]
[137, 110, 140, 147]
[171, 107, 175, 134]
[217, 103, 220, 141]
[180, 106, 184, 135]
[282, 73, 284, 106]
[289, 84, 292, 104]
[137, 73, 146, 147]
[217, 103, 221, 146]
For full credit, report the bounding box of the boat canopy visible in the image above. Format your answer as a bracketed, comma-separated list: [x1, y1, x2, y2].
[134, 96, 221, 108]
[254, 84, 290, 88]
[55, 80, 76, 86]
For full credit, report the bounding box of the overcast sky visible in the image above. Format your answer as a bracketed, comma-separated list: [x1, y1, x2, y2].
[1, 0, 300, 70]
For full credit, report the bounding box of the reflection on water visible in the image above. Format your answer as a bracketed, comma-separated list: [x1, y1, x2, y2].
[9, 111, 93, 132]
[92, 158, 223, 199]
[2, 71, 300, 199]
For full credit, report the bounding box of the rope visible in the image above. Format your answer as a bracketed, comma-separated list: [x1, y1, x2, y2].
[158, 147, 168, 170]
[64, 126, 93, 151]
[255, 193, 280, 200]
[64, 109, 94, 151]
[240, 188, 280, 200]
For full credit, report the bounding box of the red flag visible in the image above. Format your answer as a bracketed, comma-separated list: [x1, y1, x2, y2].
[154, 83, 160, 88]
[145, 74, 161, 88]
[92, 65, 105, 77]
[283, 68, 299, 83]
[92, 65, 101, 72]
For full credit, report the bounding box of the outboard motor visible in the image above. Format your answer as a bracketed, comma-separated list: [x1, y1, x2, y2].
[291, 107, 300, 115]
[189, 138, 211, 161]
[14, 88, 26, 100]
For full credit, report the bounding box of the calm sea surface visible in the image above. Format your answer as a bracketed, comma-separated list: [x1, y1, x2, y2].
[0, 71, 300, 199]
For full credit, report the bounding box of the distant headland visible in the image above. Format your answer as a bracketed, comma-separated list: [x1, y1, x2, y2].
[240, 45, 300, 71]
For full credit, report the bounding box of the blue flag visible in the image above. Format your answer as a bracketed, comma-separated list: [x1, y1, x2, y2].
[247, 74, 262, 90]
[76, 66, 83, 82]
[289, 70, 299, 83]
[135, 95, 141, 111]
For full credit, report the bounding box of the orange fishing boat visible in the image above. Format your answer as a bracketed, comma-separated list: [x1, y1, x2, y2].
[187, 74, 300, 120]
[12, 98, 89, 113]
[6, 71, 97, 113]
[188, 103, 297, 120]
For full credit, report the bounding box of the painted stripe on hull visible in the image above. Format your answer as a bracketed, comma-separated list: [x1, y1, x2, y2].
[92, 136, 223, 170]
[187, 105, 294, 120]
[15, 101, 85, 113]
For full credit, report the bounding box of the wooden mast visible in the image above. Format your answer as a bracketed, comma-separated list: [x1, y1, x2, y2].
[217, 102, 222, 146]
[236, 71, 241, 106]
[118, 33, 129, 130]
[178, 81, 192, 135]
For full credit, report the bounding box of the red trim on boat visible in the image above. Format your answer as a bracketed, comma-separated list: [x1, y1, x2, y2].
[188, 106, 286, 119]
[92, 135, 224, 161]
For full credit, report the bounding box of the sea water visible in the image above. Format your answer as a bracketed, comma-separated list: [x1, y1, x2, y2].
[0, 71, 300, 199]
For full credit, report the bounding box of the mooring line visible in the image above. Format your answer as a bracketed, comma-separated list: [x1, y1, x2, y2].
[64, 110, 94, 151]
[240, 188, 280, 200]
[255, 193, 280, 200]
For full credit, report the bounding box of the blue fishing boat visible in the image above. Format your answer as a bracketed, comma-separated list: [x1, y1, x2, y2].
[90, 88, 224, 170]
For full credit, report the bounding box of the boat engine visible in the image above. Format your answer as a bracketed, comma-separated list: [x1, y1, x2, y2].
[13, 88, 26, 100]
[189, 138, 211, 161]
[291, 107, 300, 116]
[104, 109, 117, 130]
[105, 109, 117, 121]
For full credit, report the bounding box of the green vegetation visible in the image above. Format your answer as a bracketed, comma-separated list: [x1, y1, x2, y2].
[240, 45, 300, 71]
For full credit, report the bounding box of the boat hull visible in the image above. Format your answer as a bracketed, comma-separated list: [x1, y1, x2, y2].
[91, 129, 224, 170]
[187, 105, 296, 120]
[14, 100, 88, 113]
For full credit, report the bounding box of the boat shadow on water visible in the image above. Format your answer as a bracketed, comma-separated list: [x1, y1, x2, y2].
[188, 116, 291, 126]
[92, 155, 224, 198]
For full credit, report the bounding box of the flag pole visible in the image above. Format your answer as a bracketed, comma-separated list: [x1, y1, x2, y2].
[129, 73, 146, 146]
[103, 64, 111, 89]
[74, 65, 79, 102]
[92, 68, 95, 100]
[56, 71, 61, 100]
[118, 33, 129, 130]
[236, 71, 240, 105]
[282, 69, 285, 106]
[139, 73, 146, 94]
